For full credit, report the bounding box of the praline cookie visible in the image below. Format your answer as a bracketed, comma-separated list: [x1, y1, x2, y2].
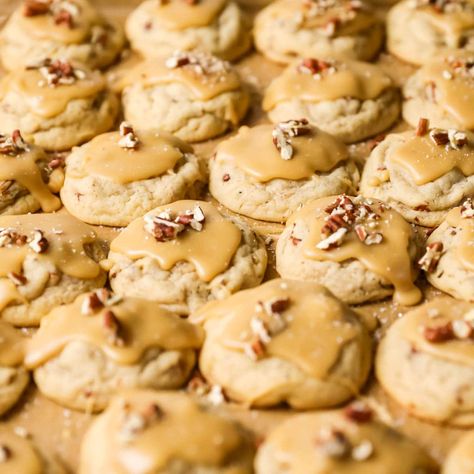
[420, 200, 474, 301]
[120, 52, 249, 143]
[254, 0, 383, 64]
[25, 290, 203, 412]
[255, 407, 437, 473]
[193, 278, 372, 409]
[387, 0, 474, 65]
[79, 390, 255, 474]
[0, 321, 29, 416]
[61, 123, 205, 226]
[210, 121, 359, 222]
[0, 59, 119, 151]
[377, 298, 474, 426]
[263, 58, 400, 143]
[444, 430, 474, 474]
[125, 0, 251, 61]
[0, 213, 107, 327]
[0, 0, 124, 71]
[0, 130, 63, 216]
[360, 119, 474, 227]
[276, 195, 422, 305]
[108, 200, 267, 315]
[403, 52, 474, 130]
[0, 428, 66, 474]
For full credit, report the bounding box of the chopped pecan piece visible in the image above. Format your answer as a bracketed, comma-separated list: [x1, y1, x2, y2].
[415, 118, 429, 136]
[7, 272, 27, 286]
[0, 444, 11, 463]
[23, 0, 51, 16]
[0, 130, 30, 156]
[418, 242, 443, 272]
[103, 310, 125, 346]
[29, 230, 49, 254]
[461, 198, 474, 218]
[423, 322, 454, 343]
[344, 401, 373, 423]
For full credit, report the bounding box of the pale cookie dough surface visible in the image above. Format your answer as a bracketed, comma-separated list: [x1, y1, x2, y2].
[0, 4, 124, 72]
[61, 142, 205, 227]
[195, 279, 372, 409]
[255, 409, 438, 474]
[424, 210, 474, 301]
[125, 1, 251, 61]
[254, 0, 383, 64]
[360, 133, 474, 227]
[444, 430, 474, 474]
[0, 91, 119, 152]
[376, 298, 474, 427]
[267, 88, 400, 144]
[387, 0, 474, 65]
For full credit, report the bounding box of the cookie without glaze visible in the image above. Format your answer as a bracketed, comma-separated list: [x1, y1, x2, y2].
[194, 279, 372, 409]
[263, 58, 400, 143]
[125, 0, 251, 61]
[108, 200, 267, 315]
[210, 122, 359, 222]
[377, 298, 474, 426]
[0, 0, 124, 71]
[444, 430, 474, 474]
[254, 0, 383, 64]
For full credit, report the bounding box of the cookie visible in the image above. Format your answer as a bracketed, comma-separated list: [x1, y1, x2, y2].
[360, 121, 474, 227]
[108, 200, 267, 315]
[193, 279, 372, 409]
[0, 213, 107, 327]
[263, 58, 400, 143]
[0, 321, 29, 416]
[0, 59, 119, 151]
[25, 290, 203, 412]
[255, 407, 437, 473]
[0, 130, 63, 216]
[79, 390, 255, 474]
[276, 195, 422, 305]
[377, 297, 474, 426]
[0, 0, 124, 71]
[61, 123, 205, 226]
[254, 0, 383, 64]
[387, 0, 474, 65]
[120, 52, 249, 143]
[444, 430, 474, 474]
[210, 121, 359, 222]
[125, 0, 251, 61]
[0, 428, 66, 474]
[403, 52, 474, 131]
[420, 201, 474, 301]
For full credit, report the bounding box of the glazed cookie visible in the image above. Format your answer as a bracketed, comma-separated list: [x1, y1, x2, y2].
[263, 58, 400, 143]
[0, 321, 29, 416]
[0, 428, 66, 474]
[61, 123, 205, 226]
[254, 0, 383, 64]
[120, 51, 249, 143]
[276, 195, 422, 305]
[0, 0, 124, 71]
[0, 130, 63, 216]
[125, 0, 251, 61]
[387, 0, 474, 65]
[360, 120, 474, 227]
[444, 430, 474, 474]
[108, 200, 267, 315]
[193, 279, 372, 409]
[403, 53, 474, 131]
[0, 59, 119, 151]
[0, 213, 107, 327]
[255, 407, 437, 473]
[419, 201, 474, 301]
[25, 290, 203, 412]
[210, 120, 359, 222]
[79, 390, 255, 474]
[376, 297, 474, 426]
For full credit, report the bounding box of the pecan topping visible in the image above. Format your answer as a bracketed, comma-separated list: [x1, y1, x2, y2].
[418, 242, 443, 272]
[28, 230, 49, 254]
[298, 58, 337, 77]
[0, 444, 11, 463]
[0, 130, 30, 156]
[81, 291, 104, 315]
[118, 122, 140, 150]
[272, 119, 312, 161]
[222, 173, 230, 182]
[7, 272, 28, 286]
[424, 322, 455, 343]
[0, 229, 28, 247]
[424, 315, 474, 343]
[165, 51, 230, 76]
[23, 0, 51, 16]
[23, 0, 79, 28]
[144, 206, 205, 242]
[103, 310, 125, 346]
[461, 198, 474, 218]
[344, 401, 373, 423]
[27, 58, 85, 87]
[317, 429, 351, 459]
[415, 117, 429, 137]
[119, 402, 164, 443]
